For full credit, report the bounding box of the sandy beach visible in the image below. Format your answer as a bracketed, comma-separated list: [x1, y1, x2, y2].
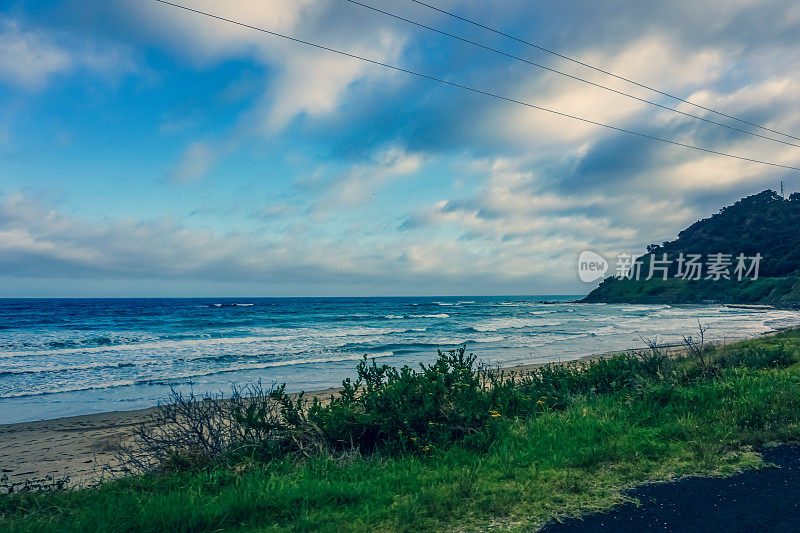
[0, 385, 342, 489]
[0, 341, 718, 489]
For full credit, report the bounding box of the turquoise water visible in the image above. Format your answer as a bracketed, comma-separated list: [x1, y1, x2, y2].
[1, 297, 799, 424]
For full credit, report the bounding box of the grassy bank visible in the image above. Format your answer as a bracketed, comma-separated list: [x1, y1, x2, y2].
[2, 330, 800, 532]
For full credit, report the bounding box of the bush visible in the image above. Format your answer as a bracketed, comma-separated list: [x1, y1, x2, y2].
[259, 348, 671, 456]
[274, 348, 503, 454]
[115, 382, 286, 474]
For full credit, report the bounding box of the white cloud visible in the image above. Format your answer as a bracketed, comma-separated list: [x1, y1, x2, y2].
[129, 0, 405, 134]
[171, 141, 217, 183]
[124, 1, 409, 182]
[0, 17, 139, 90]
[313, 146, 422, 211]
[0, 190, 602, 290]
[261, 32, 404, 132]
[0, 192, 402, 283]
[130, 0, 319, 61]
[491, 35, 727, 147]
[399, 155, 706, 278]
[0, 19, 72, 89]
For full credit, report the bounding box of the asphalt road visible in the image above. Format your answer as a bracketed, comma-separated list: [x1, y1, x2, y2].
[540, 446, 800, 532]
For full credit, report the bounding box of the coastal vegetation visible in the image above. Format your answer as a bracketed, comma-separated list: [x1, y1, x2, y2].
[584, 190, 800, 305]
[2, 328, 800, 531]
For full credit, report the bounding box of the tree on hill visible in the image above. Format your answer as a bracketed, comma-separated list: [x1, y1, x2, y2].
[640, 190, 800, 277]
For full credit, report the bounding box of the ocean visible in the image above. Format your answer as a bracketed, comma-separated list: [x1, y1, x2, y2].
[1, 297, 799, 424]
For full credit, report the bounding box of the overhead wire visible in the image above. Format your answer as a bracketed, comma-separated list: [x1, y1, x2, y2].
[405, 0, 800, 142]
[153, 0, 800, 172]
[342, 0, 800, 149]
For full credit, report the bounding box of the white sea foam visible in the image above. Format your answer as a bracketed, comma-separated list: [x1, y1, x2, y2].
[0, 361, 136, 376]
[0, 326, 417, 359]
[0, 351, 397, 399]
[471, 336, 505, 343]
[588, 325, 616, 336]
[471, 317, 565, 332]
[0, 379, 138, 399]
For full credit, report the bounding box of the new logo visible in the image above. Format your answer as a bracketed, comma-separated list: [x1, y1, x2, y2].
[578, 251, 608, 283]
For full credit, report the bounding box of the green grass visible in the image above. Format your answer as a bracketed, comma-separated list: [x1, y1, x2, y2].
[3, 330, 800, 532]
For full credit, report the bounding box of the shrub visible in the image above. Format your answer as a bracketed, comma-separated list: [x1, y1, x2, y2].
[115, 382, 285, 474]
[273, 348, 504, 454]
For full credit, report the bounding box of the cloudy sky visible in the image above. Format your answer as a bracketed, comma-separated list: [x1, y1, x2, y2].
[1, 0, 799, 297]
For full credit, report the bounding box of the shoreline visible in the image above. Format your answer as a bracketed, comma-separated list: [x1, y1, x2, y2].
[0, 330, 779, 488]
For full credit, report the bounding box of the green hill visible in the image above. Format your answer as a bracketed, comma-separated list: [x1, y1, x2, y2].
[583, 190, 800, 306]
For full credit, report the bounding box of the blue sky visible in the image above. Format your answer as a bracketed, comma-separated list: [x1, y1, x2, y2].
[1, 0, 799, 297]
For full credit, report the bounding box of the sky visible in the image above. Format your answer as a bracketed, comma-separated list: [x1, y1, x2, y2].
[1, 0, 799, 297]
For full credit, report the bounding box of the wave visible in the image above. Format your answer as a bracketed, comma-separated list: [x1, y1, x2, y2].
[29, 334, 158, 352]
[385, 312, 451, 320]
[471, 336, 505, 343]
[469, 318, 565, 332]
[0, 361, 136, 377]
[0, 379, 138, 399]
[0, 326, 422, 359]
[587, 325, 616, 336]
[0, 352, 395, 399]
[0, 335, 279, 359]
[137, 352, 397, 384]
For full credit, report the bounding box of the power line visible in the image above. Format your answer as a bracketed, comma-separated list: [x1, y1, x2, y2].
[153, 0, 800, 172]
[342, 0, 800, 149]
[406, 0, 800, 143]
